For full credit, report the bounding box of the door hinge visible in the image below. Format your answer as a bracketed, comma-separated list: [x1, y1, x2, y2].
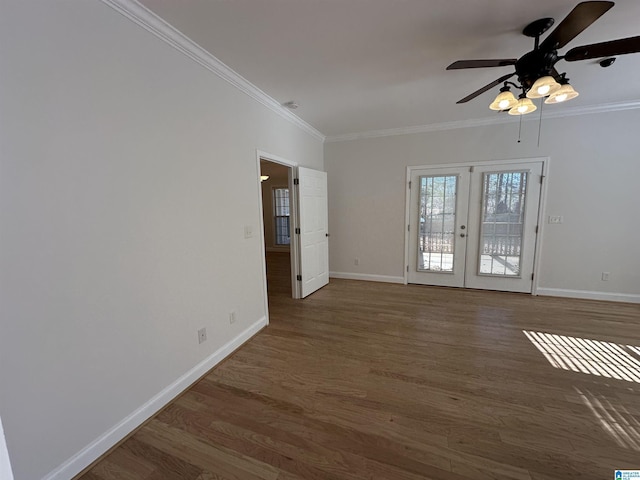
[408, 181, 412, 189]
[535, 225, 539, 234]
[293, 178, 299, 185]
[297, 275, 302, 281]
[407, 225, 410, 232]
[531, 273, 534, 280]
[539, 175, 544, 184]
[295, 228, 301, 234]
[406, 265, 409, 273]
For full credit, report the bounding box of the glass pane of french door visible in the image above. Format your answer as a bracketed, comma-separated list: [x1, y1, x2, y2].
[479, 171, 528, 276]
[417, 175, 457, 273]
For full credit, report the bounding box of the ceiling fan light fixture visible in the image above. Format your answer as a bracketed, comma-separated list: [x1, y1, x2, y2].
[544, 83, 579, 104]
[508, 97, 537, 116]
[526, 76, 561, 98]
[260, 175, 270, 182]
[489, 89, 518, 111]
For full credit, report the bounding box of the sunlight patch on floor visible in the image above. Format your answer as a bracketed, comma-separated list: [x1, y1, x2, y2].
[575, 387, 640, 451]
[523, 330, 640, 383]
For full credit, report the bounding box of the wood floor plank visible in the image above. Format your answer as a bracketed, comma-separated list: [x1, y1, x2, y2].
[77, 252, 640, 480]
[139, 420, 279, 480]
[79, 473, 106, 480]
[90, 456, 152, 480]
[123, 436, 203, 480]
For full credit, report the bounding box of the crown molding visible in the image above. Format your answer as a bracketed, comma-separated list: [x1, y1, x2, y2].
[325, 100, 640, 143]
[99, 0, 325, 142]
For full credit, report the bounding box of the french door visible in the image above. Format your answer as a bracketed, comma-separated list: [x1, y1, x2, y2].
[407, 161, 543, 293]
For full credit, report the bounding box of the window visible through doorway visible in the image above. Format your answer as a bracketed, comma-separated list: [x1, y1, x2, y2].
[273, 188, 290, 245]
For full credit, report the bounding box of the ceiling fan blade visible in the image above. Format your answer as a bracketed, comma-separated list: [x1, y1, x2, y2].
[456, 72, 516, 104]
[540, 1, 614, 51]
[447, 59, 517, 70]
[565, 36, 640, 61]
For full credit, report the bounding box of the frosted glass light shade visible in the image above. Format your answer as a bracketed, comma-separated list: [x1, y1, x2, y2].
[545, 84, 579, 104]
[489, 90, 518, 111]
[508, 97, 537, 115]
[526, 76, 561, 98]
[260, 175, 270, 182]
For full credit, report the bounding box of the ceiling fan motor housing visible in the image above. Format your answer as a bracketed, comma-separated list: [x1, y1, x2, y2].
[515, 50, 559, 91]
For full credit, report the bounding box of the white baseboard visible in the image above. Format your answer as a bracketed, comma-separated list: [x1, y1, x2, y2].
[43, 317, 267, 480]
[537, 288, 640, 304]
[330, 271, 405, 284]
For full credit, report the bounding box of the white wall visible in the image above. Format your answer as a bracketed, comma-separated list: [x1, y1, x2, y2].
[0, 1, 322, 479]
[325, 109, 640, 301]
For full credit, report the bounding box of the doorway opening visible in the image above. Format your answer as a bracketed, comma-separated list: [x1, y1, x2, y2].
[259, 157, 298, 300]
[257, 151, 330, 308]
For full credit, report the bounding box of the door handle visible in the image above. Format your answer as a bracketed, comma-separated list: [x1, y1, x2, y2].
[460, 233, 466, 238]
[326, 233, 330, 237]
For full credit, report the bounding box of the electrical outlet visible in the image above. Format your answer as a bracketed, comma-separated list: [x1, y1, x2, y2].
[601, 272, 610, 281]
[548, 215, 563, 224]
[244, 225, 253, 238]
[229, 311, 237, 324]
[354, 258, 360, 266]
[197, 327, 207, 344]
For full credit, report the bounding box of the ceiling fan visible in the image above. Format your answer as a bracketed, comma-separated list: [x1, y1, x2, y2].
[447, 1, 640, 114]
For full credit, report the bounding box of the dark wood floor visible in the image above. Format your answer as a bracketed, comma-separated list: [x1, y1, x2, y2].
[78, 252, 640, 479]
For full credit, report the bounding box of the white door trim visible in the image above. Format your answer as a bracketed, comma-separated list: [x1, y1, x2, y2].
[531, 159, 550, 296]
[404, 157, 549, 295]
[256, 150, 302, 308]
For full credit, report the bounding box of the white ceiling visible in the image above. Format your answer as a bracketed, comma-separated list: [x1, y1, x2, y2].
[139, 0, 640, 137]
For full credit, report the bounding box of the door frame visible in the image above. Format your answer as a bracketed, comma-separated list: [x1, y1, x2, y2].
[404, 157, 550, 295]
[256, 150, 302, 303]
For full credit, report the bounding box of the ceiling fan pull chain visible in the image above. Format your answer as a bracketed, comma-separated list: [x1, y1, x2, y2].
[517, 114, 523, 144]
[537, 98, 544, 147]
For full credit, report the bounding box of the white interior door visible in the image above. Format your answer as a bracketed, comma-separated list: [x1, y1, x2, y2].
[298, 167, 329, 298]
[407, 161, 543, 293]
